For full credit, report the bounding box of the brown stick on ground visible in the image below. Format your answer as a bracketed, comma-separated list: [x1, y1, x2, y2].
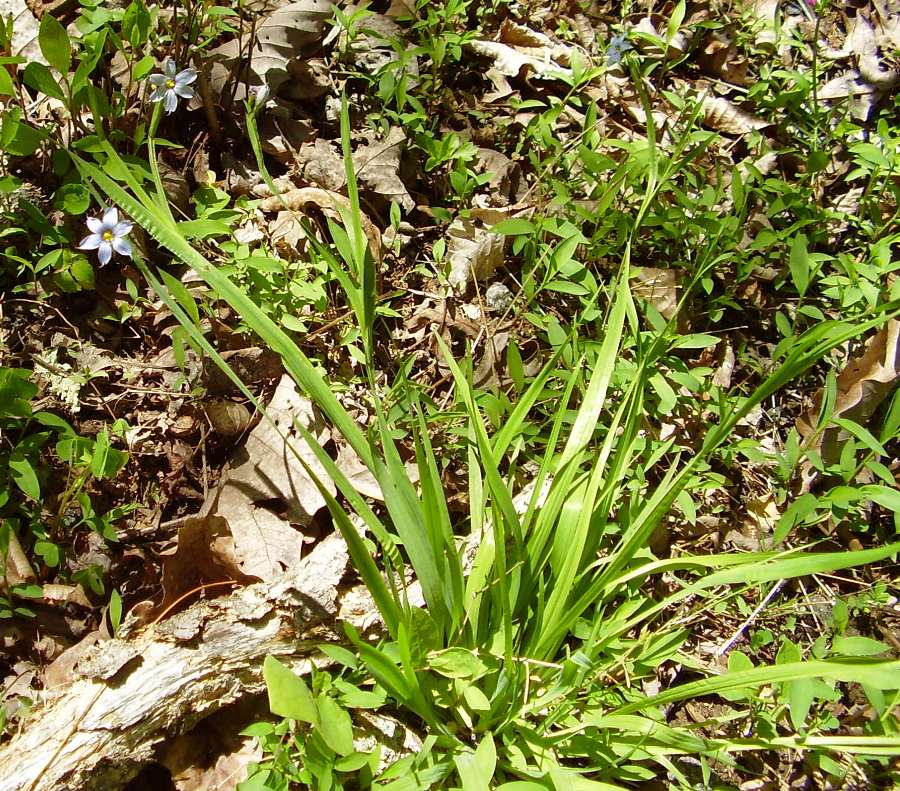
[0, 534, 349, 791]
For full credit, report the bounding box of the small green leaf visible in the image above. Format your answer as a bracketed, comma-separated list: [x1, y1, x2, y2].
[860, 484, 900, 513]
[54, 183, 91, 215]
[39, 14, 71, 75]
[832, 636, 889, 657]
[787, 677, 817, 730]
[34, 540, 60, 567]
[12, 583, 43, 598]
[670, 333, 720, 350]
[789, 234, 810, 297]
[70, 257, 96, 290]
[23, 62, 65, 101]
[0, 67, 14, 96]
[490, 218, 535, 236]
[462, 685, 491, 713]
[719, 650, 755, 702]
[319, 644, 358, 670]
[262, 655, 318, 725]
[665, 0, 686, 45]
[122, 0, 151, 47]
[334, 751, 373, 772]
[4, 118, 46, 157]
[90, 431, 128, 478]
[774, 493, 818, 544]
[428, 648, 488, 679]
[9, 450, 40, 500]
[317, 694, 354, 756]
[159, 269, 201, 326]
[454, 733, 496, 791]
[109, 589, 123, 635]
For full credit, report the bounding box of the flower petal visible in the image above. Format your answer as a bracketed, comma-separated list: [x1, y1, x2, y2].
[98, 242, 113, 266]
[175, 68, 197, 85]
[148, 73, 166, 87]
[173, 84, 194, 100]
[164, 90, 178, 113]
[164, 58, 177, 78]
[149, 86, 167, 103]
[78, 233, 103, 250]
[86, 216, 103, 234]
[112, 237, 132, 257]
[102, 207, 118, 228]
[113, 220, 133, 237]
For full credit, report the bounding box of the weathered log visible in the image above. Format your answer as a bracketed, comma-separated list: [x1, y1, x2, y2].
[0, 534, 350, 791]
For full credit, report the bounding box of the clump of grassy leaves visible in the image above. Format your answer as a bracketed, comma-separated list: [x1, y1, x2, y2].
[73, 81, 900, 789]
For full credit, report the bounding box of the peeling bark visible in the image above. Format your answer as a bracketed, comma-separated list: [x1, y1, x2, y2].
[0, 534, 349, 791]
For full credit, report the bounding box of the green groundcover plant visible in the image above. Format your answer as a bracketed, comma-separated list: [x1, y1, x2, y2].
[2, 0, 898, 787]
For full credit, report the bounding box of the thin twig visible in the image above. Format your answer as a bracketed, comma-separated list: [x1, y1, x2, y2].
[714, 579, 785, 658]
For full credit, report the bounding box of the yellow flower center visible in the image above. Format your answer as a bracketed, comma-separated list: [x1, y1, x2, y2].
[102, 230, 114, 241]
[166, 79, 176, 89]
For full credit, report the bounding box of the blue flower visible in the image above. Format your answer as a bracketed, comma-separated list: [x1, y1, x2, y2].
[607, 33, 632, 66]
[78, 207, 133, 266]
[148, 58, 197, 114]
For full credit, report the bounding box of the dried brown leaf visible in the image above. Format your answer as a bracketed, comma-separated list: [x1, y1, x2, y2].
[248, 0, 332, 89]
[40, 584, 92, 608]
[204, 399, 252, 438]
[701, 95, 768, 135]
[353, 127, 415, 213]
[294, 138, 346, 191]
[467, 22, 581, 82]
[631, 267, 682, 322]
[159, 515, 256, 610]
[212, 375, 333, 524]
[2, 528, 36, 586]
[203, 347, 283, 395]
[446, 208, 513, 294]
[797, 320, 900, 467]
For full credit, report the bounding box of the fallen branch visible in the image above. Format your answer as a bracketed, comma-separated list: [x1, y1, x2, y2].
[0, 534, 349, 791]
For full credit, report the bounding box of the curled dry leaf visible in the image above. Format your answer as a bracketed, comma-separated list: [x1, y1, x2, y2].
[40, 584, 92, 608]
[701, 95, 769, 135]
[698, 30, 749, 85]
[258, 186, 383, 268]
[334, 441, 419, 501]
[7, 0, 41, 63]
[340, 11, 413, 76]
[161, 723, 263, 791]
[204, 399, 252, 438]
[271, 210, 308, 256]
[203, 347, 283, 395]
[259, 115, 314, 161]
[446, 208, 513, 294]
[334, 441, 382, 501]
[2, 527, 36, 586]
[848, 13, 900, 90]
[633, 16, 691, 60]
[293, 138, 346, 191]
[282, 57, 332, 101]
[467, 20, 581, 83]
[797, 320, 900, 468]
